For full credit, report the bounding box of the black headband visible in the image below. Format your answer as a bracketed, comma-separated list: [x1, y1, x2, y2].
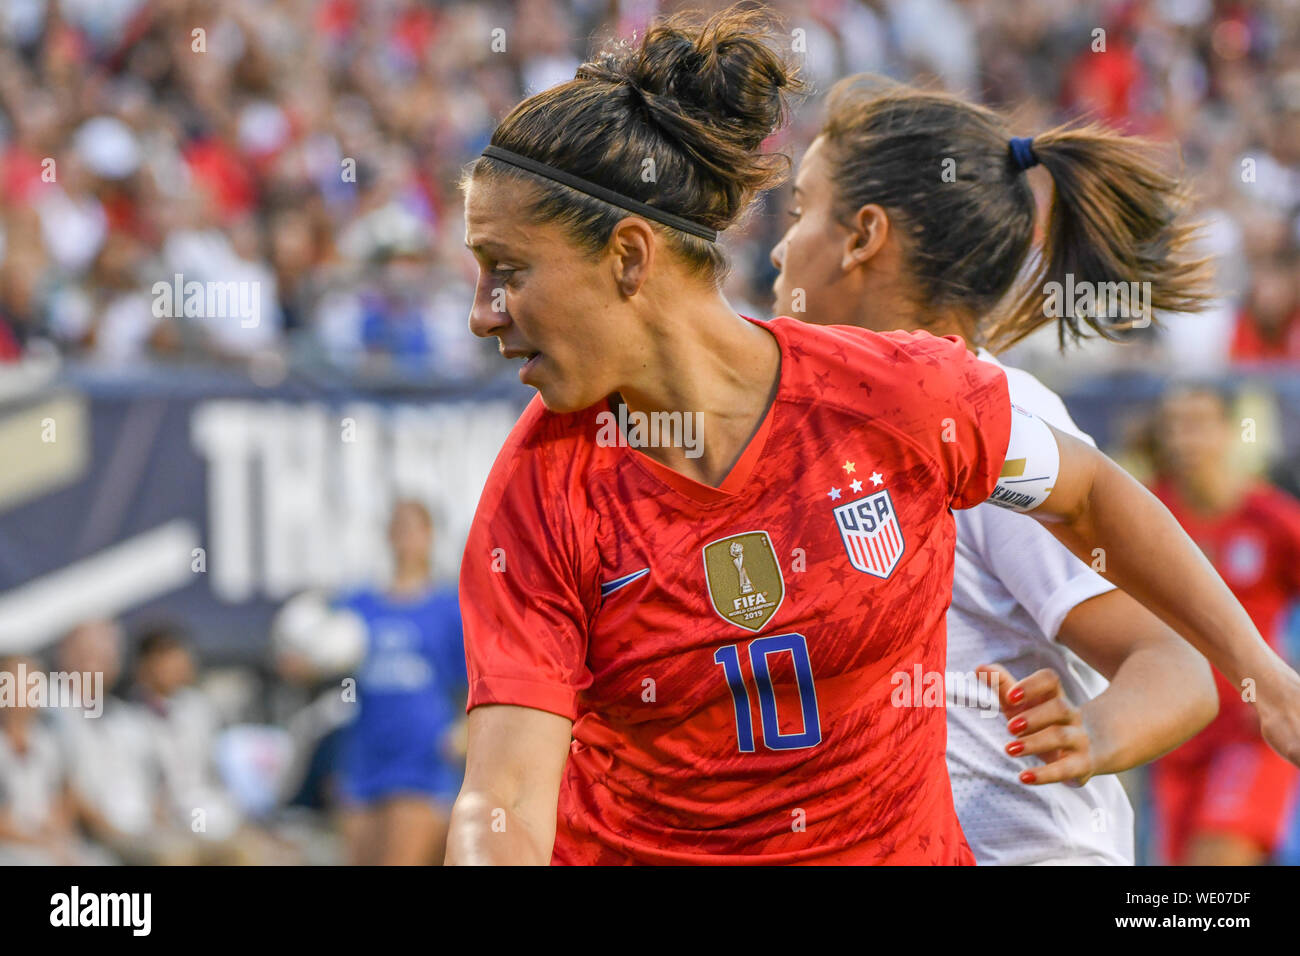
[480, 145, 719, 242]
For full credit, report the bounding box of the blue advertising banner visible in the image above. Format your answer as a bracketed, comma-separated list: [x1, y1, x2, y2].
[0, 363, 530, 660]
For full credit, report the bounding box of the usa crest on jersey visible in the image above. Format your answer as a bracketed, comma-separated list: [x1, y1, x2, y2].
[833, 490, 905, 578]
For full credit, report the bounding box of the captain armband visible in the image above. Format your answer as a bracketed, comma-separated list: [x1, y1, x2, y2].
[985, 404, 1060, 513]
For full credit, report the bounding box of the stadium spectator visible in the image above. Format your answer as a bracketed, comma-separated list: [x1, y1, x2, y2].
[1231, 252, 1300, 363]
[52, 619, 199, 865]
[0, 654, 107, 865]
[130, 622, 267, 864]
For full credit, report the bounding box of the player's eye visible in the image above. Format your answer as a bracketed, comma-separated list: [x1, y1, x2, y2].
[787, 208, 801, 220]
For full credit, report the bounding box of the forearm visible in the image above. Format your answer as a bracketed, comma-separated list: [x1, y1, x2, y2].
[1081, 639, 1217, 775]
[444, 788, 554, 865]
[1048, 457, 1281, 690]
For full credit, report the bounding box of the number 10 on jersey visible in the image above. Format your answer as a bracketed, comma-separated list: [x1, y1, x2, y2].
[713, 633, 822, 752]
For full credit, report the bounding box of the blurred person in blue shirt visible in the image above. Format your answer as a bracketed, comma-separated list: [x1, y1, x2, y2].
[337, 499, 467, 865]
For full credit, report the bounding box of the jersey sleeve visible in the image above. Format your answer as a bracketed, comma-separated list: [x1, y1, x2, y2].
[966, 502, 1115, 641]
[882, 332, 1013, 511]
[458, 405, 597, 722]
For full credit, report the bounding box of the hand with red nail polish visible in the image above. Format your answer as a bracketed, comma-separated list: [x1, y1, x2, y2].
[976, 663, 1094, 787]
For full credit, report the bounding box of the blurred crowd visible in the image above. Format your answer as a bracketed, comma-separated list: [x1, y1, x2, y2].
[0, 0, 1296, 378]
[0, 622, 302, 865]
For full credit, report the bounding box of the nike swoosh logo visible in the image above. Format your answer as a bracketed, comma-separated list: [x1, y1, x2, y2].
[600, 568, 650, 597]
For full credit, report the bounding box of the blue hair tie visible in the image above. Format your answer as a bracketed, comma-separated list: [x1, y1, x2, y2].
[1009, 136, 1039, 172]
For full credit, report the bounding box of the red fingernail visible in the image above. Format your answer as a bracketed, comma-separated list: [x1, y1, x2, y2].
[1009, 717, 1028, 734]
[1009, 687, 1025, 703]
[1020, 770, 1037, 784]
[1006, 741, 1025, 756]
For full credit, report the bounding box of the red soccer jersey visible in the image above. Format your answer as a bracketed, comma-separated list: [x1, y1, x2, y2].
[1153, 479, 1300, 758]
[1230, 308, 1300, 363]
[460, 316, 1013, 864]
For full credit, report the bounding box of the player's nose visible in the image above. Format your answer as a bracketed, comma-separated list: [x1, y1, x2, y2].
[468, 278, 509, 339]
[770, 237, 786, 272]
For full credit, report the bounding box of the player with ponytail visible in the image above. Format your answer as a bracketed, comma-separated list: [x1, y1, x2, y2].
[772, 76, 1299, 863]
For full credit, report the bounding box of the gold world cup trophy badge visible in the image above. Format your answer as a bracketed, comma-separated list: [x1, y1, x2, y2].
[702, 531, 785, 632]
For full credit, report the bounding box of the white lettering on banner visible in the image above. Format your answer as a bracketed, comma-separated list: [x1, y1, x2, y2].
[191, 400, 519, 601]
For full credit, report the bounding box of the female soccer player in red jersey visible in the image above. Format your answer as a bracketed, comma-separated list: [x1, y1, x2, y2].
[1148, 383, 1300, 865]
[447, 7, 1300, 865]
[768, 77, 1226, 864]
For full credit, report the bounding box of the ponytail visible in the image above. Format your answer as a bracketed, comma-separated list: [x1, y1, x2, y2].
[819, 78, 1213, 351]
[986, 123, 1214, 352]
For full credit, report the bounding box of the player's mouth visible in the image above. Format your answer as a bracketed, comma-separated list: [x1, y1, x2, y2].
[502, 347, 543, 382]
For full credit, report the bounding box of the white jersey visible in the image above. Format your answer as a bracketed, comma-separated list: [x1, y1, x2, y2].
[945, 349, 1135, 866]
[0, 719, 64, 832]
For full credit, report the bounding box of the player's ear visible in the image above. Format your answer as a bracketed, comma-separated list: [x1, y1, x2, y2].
[609, 217, 657, 297]
[841, 203, 890, 274]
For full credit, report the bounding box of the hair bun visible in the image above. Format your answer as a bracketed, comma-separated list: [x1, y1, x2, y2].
[578, 5, 802, 164]
[481, 3, 804, 264]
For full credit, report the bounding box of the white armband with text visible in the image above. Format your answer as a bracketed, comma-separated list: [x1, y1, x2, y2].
[986, 403, 1060, 512]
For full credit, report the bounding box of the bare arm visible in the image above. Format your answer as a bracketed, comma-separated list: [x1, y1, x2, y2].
[1057, 588, 1217, 774]
[980, 588, 1217, 785]
[444, 704, 572, 865]
[1032, 427, 1300, 764]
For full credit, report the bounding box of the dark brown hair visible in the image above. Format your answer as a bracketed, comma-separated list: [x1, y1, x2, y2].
[465, 4, 804, 281]
[820, 76, 1212, 351]
[135, 622, 191, 660]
